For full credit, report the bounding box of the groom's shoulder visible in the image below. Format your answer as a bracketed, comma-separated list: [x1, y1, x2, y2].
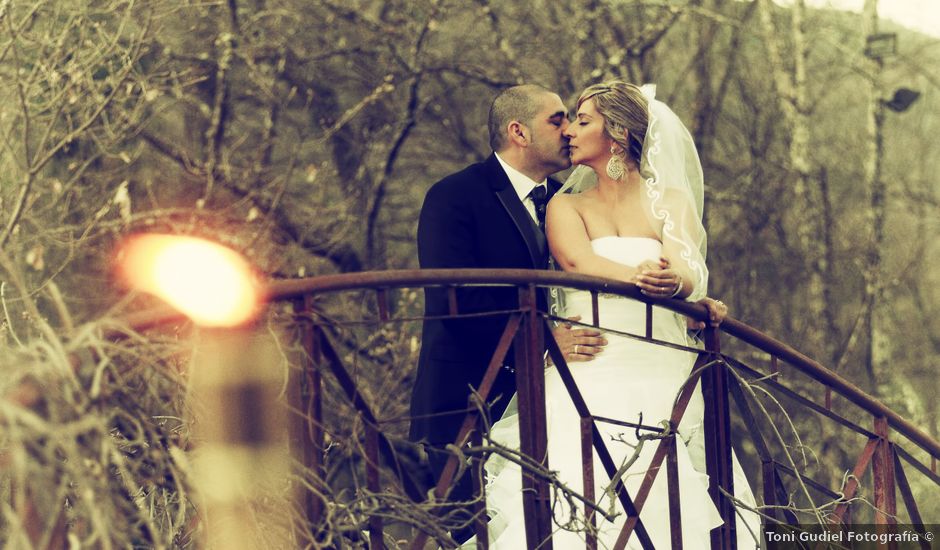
[427, 157, 493, 195]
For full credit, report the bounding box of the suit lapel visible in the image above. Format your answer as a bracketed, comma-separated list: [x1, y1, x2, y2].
[486, 155, 545, 268]
[495, 185, 544, 268]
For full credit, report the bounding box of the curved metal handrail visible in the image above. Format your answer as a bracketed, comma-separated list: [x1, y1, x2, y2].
[268, 268, 939, 460]
[111, 267, 940, 461]
[37, 267, 936, 548]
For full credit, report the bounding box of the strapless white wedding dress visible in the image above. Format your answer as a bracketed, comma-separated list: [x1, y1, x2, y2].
[471, 237, 756, 549]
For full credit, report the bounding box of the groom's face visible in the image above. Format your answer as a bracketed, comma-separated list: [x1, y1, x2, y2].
[526, 93, 572, 174]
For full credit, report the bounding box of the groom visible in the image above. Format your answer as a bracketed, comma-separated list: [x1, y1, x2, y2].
[408, 85, 605, 505]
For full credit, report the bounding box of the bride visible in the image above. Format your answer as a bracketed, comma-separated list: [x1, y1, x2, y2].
[474, 82, 758, 548]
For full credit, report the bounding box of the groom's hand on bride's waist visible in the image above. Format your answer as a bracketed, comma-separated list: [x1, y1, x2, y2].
[549, 315, 607, 364]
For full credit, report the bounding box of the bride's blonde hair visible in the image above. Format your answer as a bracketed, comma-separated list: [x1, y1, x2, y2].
[577, 81, 648, 167]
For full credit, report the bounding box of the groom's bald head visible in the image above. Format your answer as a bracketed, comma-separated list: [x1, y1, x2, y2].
[488, 84, 554, 151]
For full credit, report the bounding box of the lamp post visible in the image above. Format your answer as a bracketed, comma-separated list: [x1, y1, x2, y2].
[861, 0, 920, 531]
[121, 234, 287, 550]
[860, 1, 922, 392]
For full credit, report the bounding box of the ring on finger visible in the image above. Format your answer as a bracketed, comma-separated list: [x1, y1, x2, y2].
[574, 344, 580, 355]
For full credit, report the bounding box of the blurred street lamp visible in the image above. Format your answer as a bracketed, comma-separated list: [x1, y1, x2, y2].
[120, 234, 286, 550]
[120, 234, 262, 327]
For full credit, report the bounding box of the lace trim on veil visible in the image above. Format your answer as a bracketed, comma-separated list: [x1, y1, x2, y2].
[640, 86, 708, 302]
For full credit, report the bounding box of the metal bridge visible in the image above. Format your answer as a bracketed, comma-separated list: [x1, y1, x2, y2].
[10, 268, 940, 549]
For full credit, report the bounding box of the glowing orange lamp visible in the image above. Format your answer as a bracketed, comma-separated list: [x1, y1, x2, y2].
[120, 234, 286, 548]
[119, 234, 261, 327]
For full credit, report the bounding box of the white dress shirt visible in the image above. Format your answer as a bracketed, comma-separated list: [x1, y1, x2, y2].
[495, 152, 547, 224]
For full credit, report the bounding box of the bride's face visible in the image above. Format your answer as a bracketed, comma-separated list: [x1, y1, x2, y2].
[564, 99, 614, 167]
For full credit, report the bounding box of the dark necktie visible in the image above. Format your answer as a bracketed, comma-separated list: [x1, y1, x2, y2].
[530, 185, 548, 231]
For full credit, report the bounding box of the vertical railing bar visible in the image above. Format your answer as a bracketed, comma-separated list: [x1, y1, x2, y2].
[892, 447, 931, 550]
[530, 285, 552, 549]
[375, 288, 389, 322]
[289, 296, 323, 545]
[515, 284, 552, 549]
[645, 302, 653, 340]
[307, 309, 325, 537]
[825, 388, 832, 411]
[666, 431, 683, 550]
[591, 290, 600, 327]
[364, 418, 384, 549]
[447, 285, 458, 316]
[872, 417, 898, 527]
[770, 355, 779, 377]
[581, 416, 597, 550]
[844, 500, 855, 527]
[472, 422, 489, 549]
[701, 328, 736, 550]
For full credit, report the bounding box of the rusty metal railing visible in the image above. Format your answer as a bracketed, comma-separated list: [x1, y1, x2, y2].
[265, 269, 940, 549]
[10, 268, 939, 549]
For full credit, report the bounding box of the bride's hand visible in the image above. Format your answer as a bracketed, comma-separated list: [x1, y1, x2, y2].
[635, 257, 669, 275]
[635, 257, 682, 298]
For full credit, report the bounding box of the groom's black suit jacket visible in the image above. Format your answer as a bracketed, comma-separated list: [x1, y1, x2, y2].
[409, 154, 561, 447]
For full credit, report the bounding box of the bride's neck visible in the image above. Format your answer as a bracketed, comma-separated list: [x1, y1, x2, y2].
[592, 165, 641, 194]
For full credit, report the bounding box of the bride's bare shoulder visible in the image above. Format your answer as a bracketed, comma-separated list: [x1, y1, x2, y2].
[550, 190, 594, 207]
[547, 192, 578, 215]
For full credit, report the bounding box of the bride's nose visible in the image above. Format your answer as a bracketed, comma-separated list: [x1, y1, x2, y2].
[563, 126, 575, 138]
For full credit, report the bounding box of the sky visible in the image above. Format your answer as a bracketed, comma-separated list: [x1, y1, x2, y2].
[799, 0, 940, 37]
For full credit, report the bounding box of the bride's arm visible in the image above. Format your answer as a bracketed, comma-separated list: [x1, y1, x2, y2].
[545, 195, 640, 283]
[652, 241, 695, 300]
[649, 190, 707, 301]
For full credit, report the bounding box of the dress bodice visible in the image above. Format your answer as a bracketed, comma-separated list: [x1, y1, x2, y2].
[563, 236, 678, 341]
[589, 235, 662, 267]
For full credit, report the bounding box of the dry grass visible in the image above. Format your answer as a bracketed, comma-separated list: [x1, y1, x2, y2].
[0, 319, 195, 549]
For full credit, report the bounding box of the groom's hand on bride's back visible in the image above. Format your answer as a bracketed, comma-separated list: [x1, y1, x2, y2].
[550, 315, 607, 363]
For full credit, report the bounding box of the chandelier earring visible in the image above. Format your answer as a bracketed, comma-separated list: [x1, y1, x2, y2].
[606, 145, 626, 180]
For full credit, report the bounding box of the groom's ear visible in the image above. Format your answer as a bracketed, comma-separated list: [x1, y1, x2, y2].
[507, 121, 528, 147]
